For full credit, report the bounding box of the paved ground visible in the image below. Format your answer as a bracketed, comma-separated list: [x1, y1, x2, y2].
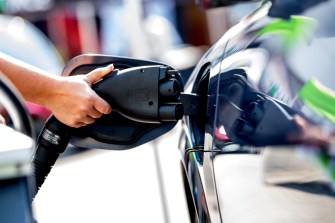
[33, 124, 190, 223]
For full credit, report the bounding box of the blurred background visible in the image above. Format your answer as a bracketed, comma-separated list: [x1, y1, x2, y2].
[0, 0, 258, 222]
[1, 0, 214, 66]
[0, 0, 259, 65]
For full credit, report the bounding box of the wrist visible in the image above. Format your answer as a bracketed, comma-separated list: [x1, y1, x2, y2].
[40, 76, 64, 111]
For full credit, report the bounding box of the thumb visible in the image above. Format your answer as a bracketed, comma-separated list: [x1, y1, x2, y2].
[85, 64, 114, 85]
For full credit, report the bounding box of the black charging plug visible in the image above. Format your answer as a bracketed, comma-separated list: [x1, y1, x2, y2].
[30, 115, 72, 198]
[92, 65, 184, 123]
[30, 65, 187, 199]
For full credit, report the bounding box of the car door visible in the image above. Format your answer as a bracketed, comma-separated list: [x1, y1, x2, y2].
[210, 3, 335, 222]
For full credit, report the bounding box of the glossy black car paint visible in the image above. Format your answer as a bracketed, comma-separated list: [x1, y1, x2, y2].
[178, 1, 335, 222]
[23, 0, 335, 222]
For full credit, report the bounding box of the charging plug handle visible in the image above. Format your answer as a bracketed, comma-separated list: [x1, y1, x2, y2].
[30, 65, 187, 198]
[30, 115, 73, 199]
[92, 65, 184, 123]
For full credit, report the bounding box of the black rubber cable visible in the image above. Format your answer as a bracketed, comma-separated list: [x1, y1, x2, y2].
[30, 115, 72, 199]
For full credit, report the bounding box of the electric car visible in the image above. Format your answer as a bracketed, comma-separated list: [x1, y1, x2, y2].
[55, 1, 334, 222]
[177, 0, 335, 222]
[1, 0, 335, 222]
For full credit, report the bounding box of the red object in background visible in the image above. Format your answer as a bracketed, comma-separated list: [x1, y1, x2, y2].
[64, 10, 82, 58]
[47, 3, 100, 60]
[47, 9, 82, 59]
[215, 126, 229, 141]
[25, 102, 51, 120]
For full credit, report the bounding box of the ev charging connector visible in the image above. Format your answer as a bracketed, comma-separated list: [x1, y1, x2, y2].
[31, 65, 187, 197]
[92, 65, 183, 123]
[31, 66, 304, 198]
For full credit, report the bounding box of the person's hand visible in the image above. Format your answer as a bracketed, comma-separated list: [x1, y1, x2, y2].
[46, 64, 114, 128]
[287, 114, 331, 148]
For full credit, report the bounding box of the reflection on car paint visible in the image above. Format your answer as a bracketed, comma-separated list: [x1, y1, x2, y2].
[181, 1, 335, 222]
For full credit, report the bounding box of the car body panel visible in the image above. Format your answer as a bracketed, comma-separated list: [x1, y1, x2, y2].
[180, 1, 335, 222]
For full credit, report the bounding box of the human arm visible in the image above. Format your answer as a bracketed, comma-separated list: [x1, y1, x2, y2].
[0, 52, 113, 128]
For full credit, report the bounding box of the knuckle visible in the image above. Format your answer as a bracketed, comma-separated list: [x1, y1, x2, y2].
[79, 105, 90, 113]
[82, 94, 92, 102]
[75, 113, 85, 122]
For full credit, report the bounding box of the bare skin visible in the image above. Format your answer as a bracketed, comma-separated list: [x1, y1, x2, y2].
[0, 52, 112, 128]
[0, 114, 4, 125]
[287, 114, 335, 149]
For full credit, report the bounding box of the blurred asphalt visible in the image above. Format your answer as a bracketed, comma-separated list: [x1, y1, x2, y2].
[33, 123, 190, 223]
